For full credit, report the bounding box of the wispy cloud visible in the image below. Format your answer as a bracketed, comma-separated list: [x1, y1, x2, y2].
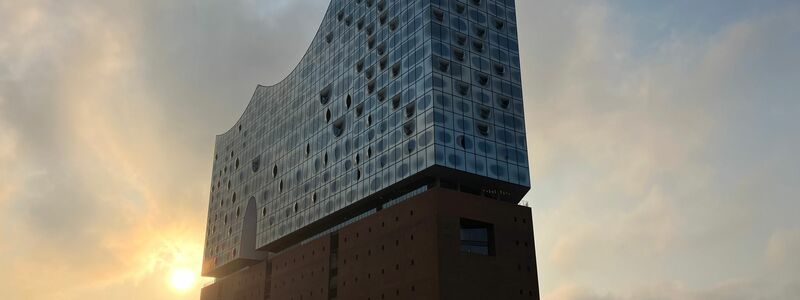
[0, 0, 326, 299]
[518, 0, 800, 298]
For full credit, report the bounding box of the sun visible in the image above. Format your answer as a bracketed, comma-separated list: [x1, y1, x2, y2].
[169, 268, 197, 292]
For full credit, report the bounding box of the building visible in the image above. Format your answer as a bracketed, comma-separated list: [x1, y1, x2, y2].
[201, 0, 537, 299]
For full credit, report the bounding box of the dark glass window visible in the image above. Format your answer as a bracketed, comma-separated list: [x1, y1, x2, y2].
[460, 218, 494, 255]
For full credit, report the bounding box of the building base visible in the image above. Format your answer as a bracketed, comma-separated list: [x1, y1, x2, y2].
[201, 188, 539, 300]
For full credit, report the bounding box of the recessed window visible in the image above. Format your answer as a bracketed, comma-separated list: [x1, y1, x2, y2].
[403, 121, 415, 136]
[366, 66, 375, 79]
[432, 8, 444, 22]
[379, 56, 388, 70]
[355, 103, 364, 117]
[346, 94, 352, 109]
[453, 48, 465, 61]
[251, 155, 261, 172]
[273, 164, 278, 177]
[475, 72, 489, 86]
[460, 218, 494, 255]
[456, 82, 470, 96]
[391, 94, 402, 110]
[365, 23, 375, 36]
[235, 158, 240, 169]
[454, 33, 467, 46]
[356, 60, 364, 72]
[377, 42, 386, 55]
[435, 57, 449, 73]
[472, 40, 485, 53]
[478, 106, 492, 120]
[332, 118, 346, 137]
[377, 88, 387, 102]
[453, 2, 466, 14]
[320, 85, 332, 105]
[472, 24, 486, 38]
[496, 97, 510, 109]
[391, 62, 401, 78]
[406, 140, 416, 153]
[379, 12, 387, 25]
[476, 122, 491, 137]
[493, 63, 505, 76]
[404, 104, 415, 118]
[493, 18, 505, 30]
[326, 109, 332, 122]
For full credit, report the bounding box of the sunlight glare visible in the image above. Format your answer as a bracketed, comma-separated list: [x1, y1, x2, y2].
[169, 268, 197, 292]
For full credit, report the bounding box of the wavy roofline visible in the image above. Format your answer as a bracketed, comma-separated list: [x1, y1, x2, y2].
[216, 0, 335, 138]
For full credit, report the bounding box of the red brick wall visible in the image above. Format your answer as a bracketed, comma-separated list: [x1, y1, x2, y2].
[270, 235, 331, 300]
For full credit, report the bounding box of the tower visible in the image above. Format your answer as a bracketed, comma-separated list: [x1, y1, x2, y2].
[201, 0, 537, 299]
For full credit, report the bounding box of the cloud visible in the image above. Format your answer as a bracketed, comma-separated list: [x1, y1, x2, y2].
[517, 0, 800, 298]
[766, 229, 800, 271]
[0, 0, 328, 299]
[545, 279, 800, 300]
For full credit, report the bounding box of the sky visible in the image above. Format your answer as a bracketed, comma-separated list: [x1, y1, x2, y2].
[0, 0, 798, 299]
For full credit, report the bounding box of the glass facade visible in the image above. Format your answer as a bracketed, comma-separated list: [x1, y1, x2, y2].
[204, 0, 527, 274]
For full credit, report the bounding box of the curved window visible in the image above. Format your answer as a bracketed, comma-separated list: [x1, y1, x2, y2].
[320, 85, 332, 105]
[332, 118, 346, 137]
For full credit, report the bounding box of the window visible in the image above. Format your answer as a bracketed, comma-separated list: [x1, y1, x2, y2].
[252, 155, 261, 172]
[460, 218, 494, 255]
[320, 85, 332, 105]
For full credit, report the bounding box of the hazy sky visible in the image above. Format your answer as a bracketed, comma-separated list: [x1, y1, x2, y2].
[1, 0, 798, 299]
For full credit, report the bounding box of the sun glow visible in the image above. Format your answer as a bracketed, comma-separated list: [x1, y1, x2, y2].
[169, 268, 197, 292]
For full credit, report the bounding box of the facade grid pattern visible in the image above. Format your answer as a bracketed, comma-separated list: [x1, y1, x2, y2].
[203, 0, 527, 276]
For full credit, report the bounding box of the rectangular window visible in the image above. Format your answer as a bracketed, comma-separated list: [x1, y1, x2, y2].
[460, 218, 495, 255]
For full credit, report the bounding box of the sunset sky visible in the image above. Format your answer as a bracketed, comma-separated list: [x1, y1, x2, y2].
[1, 0, 798, 299]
